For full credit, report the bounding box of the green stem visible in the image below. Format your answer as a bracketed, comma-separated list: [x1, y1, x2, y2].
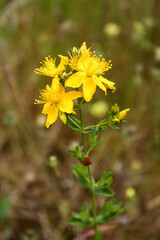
[79, 107, 87, 155]
[87, 165, 97, 236]
[79, 106, 98, 237]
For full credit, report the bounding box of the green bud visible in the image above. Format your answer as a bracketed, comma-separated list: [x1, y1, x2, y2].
[111, 104, 120, 114]
[72, 47, 79, 55]
[49, 156, 58, 168]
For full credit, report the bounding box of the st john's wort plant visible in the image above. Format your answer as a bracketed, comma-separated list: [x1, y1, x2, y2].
[35, 42, 130, 239]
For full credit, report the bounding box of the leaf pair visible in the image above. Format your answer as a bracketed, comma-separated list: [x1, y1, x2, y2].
[69, 200, 123, 228]
[73, 165, 114, 197]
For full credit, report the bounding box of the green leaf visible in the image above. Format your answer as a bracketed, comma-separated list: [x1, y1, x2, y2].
[73, 164, 91, 188]
[96, 199, 124, 225]
[82, 125, 97, 133]
[91, 136, 103, 150]
[98, 172, 113, 186]
[91, 172, 114, 196]
[99, 119, 108, 124]
[69, 203, 94, 228]
[99, 119, 109, 129]
[89, 132, 97, 146]
[91, 187, 114, 196]
[68, 146, 84, 161]
[81, 203, 90, 219]
[67, 115, 81, 131]
[109, 123, 120, 130]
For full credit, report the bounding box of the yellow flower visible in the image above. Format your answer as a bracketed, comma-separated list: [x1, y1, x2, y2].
[34, 55, 68, 77]
[118, 108, 130, 120]
[35, 76, 83, 128]
[65, 55, 115, 102]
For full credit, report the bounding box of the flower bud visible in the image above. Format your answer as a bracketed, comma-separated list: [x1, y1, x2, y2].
[111, 103, 119, 114]
[72, 47, 79, 55]
[49, 156, 58, 168]
[82, 157, 92, 166]
[112, 117, 119, 124]
[118, 108, 130, 121]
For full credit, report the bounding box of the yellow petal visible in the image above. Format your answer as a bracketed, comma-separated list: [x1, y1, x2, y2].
[79, 42, 91, 60]
[83, 77, 96, 102]
[99, 76, 115, 90]
[65, 72, 85, 88]
[42, 102, 51, 114]
[59, 112, 67, 124]
[57, 55, 68, 72]
[93, 75, 106, 93]
[64, 91, 83, 100]
[51, 76, 59, 92]
[80, 42, 87, 52]
[59, 83, 65, 94]
[58, 55, 68, 65]
[46, 105, 59, 128]
[58, 98, 73, 113]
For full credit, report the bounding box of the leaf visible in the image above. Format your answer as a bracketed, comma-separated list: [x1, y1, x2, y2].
[100, 199, 123, 220]
[73, 164, 91, 188]
[98, 172, 113, 186]
[68, 146, 84, 161]
[67, 115, 81, 131]
[89, 132, 97, 146]
[96, 199, 124, 225]
[91, 137, 103, 150]
[81, 203, 90, 219]
[109, 123, 120, 130]
[99, 119, 109, 129]
[69, 203, 94, 228]
[82, 125, 97, 134]
[91, 187, 114, 196]
[99, 119, 108, 124]
[91, 172, 114, 196]
[69, 216, 94, 228]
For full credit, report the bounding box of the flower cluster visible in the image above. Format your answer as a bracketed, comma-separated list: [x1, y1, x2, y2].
[35, 42, 128, 128]
[109, 103, 130, 124]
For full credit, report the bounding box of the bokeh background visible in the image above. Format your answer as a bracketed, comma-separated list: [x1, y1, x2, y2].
[0, 0, 160, 239]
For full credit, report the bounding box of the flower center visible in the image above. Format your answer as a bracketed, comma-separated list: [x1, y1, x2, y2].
[51, 92, 61, 104]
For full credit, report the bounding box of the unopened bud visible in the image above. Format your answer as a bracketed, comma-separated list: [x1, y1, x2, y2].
[119, 108, 130, 121]
[82, 157, 92, 166]
[111, 104, 119, 114]
[72, 47, 79, 55]
[49, 156, 58, 168]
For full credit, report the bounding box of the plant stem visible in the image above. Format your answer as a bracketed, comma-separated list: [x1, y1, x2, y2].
[79, 107, 87, 154]
[87, 165, 98, 236]
[79, 107, 98, 237]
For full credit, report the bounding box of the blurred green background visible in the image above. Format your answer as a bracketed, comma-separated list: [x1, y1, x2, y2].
[0, 0, 160, 239]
